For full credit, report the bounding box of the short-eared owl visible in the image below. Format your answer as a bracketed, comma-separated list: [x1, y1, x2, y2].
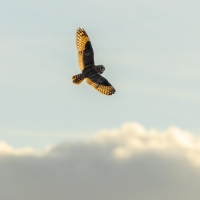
[72, 28, 116, 95]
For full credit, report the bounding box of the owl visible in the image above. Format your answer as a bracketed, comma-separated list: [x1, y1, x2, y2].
[72, 28, 116, 95]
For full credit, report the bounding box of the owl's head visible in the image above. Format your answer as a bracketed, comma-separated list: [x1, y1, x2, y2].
[97, 65, 105, 74]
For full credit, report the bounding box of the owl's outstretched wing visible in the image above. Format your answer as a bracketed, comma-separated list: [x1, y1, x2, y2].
[86, 74, 116, 95]
[76, 28, 95, 71]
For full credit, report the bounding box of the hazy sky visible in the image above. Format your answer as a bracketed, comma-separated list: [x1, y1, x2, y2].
[1, 0, 200, 199]
[1, 0, 200, 148]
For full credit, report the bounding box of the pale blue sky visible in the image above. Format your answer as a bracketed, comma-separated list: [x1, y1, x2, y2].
[0, 0, 200, 148]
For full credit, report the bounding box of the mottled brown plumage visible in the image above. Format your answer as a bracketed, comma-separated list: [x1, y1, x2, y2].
[72, 28, 116, 95]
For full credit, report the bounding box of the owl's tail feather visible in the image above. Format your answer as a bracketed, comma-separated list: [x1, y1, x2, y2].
[72, 73, 85, 84]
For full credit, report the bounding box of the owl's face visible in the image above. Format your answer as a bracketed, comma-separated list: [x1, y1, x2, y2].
[99, 65, 105, 74]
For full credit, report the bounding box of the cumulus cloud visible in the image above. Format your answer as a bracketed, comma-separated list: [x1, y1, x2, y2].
[0, 141, 45, 156]
[95, 123, 200, 165]
[1, 123, 200, 200]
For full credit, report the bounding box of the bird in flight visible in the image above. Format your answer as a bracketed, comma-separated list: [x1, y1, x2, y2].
[72, 28, 116, 95]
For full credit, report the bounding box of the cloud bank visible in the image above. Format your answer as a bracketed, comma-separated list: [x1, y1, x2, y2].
[1, 123, 200, 200]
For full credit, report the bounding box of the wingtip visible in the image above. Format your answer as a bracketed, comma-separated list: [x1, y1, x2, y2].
[105, 89, 116, 96]
[77, 27, 86, 32]
[77, 27, 84, 30]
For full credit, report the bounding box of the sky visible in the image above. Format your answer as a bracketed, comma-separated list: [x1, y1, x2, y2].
[0, 0, 200, 199]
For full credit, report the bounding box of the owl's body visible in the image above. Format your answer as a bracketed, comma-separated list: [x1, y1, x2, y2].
[72, 65, 104, 83]
[72, 28, 116, 95]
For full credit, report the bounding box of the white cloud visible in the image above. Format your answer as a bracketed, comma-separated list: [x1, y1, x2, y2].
[0, 141, 45, 156]
[1, 123, 200, 200]
[94, 123, 200, 165]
